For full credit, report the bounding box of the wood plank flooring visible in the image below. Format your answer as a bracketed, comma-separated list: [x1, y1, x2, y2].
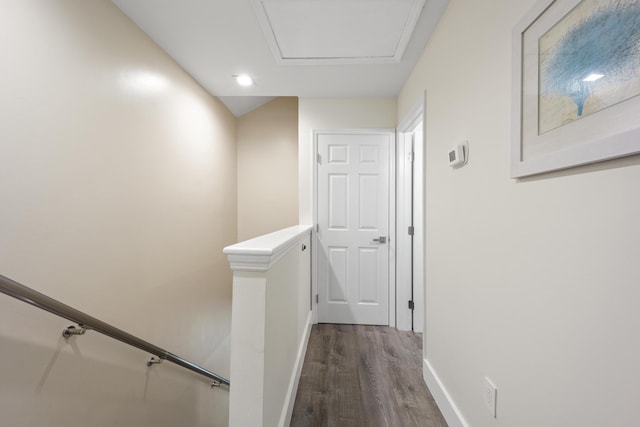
[290, 324, 448, 427]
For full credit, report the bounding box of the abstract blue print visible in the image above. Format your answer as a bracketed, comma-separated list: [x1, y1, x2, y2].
[539, 0, 640, 133]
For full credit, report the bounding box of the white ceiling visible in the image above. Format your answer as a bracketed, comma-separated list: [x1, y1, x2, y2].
[112, 0, 448, 116]
[218, 96, 277, 117]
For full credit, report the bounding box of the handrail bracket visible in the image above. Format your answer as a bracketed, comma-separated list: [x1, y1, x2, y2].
[62, 325, 87, 339]
[147, 356, 164, 366]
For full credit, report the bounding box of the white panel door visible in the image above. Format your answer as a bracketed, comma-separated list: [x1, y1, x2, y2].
[317, 131, 391, 325]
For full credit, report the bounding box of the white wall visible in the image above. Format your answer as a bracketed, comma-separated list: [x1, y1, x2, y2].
[0, 1, 236, 425]
[298, 98, 398, 224]
[399, 1, 640, 426]
[263, 232, 311, 426]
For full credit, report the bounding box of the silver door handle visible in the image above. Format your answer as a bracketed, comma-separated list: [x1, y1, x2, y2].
[373, 236, 387, 244]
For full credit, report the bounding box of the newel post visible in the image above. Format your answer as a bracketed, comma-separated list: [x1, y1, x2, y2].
[224, 225, 312, 427]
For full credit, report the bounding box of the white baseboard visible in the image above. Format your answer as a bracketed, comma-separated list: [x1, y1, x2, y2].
[423, 358, 469, 427]
[279, 311, 313, 427]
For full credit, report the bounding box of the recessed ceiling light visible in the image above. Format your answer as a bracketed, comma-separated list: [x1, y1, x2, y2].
[235, 74, 254, 86]
[583, 73, 604, 82]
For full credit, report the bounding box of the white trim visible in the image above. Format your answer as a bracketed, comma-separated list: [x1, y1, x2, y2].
[312, 129, 396, 326]
[420, 91, 429, 348]
[224, 225, 312, 272]
[423, 358, 469, 427]
[389, 130, 397, 328]
[396, 98, 425, 331]
[278, 311, 313, 427]
[412, 122, 425, 334]
[395, 129, 412, 331]
[311, 129, 319, 325]
[398, 97, 424, 132]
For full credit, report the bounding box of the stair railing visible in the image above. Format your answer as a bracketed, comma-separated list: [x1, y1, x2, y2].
[0, 273, 229, 387]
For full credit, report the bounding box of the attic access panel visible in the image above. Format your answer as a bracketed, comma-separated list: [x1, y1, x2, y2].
[252, 0, 426, 64]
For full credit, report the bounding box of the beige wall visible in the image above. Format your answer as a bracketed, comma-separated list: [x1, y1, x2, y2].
[298, 98, 397, 223]
[399, 1, 640, 426]
[0, 1, 236, 426]
[237, 97, 299, 241]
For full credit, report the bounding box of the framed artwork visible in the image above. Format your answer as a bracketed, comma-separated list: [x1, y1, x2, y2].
[512, 0, 640, 178]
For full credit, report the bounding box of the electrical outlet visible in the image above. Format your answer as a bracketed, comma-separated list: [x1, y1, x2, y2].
[483, 377, 497, 418]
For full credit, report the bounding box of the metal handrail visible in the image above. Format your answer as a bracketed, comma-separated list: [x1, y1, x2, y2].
[0, 274, 229, 387]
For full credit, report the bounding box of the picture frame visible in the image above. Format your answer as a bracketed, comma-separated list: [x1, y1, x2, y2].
[511, 0, 640, 178]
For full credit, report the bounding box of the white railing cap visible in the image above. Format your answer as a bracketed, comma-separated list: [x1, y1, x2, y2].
[223, 225, 312, 272]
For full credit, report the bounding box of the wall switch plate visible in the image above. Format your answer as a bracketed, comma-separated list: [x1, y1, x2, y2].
[483, 377, 497, 418]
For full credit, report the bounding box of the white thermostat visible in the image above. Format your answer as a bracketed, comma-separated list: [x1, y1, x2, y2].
[448, 141, 468, 167]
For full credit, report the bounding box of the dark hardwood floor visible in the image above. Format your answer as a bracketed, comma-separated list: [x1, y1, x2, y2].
[290, 324, 448, 427]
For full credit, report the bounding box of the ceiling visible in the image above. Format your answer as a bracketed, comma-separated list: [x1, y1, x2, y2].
[112, 0, 448, 116]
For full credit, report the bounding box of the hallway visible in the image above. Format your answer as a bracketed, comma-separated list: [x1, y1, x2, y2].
[291, 324, 448, 427]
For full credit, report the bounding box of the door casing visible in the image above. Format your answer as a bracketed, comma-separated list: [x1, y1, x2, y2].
[397, 99, 425, 332]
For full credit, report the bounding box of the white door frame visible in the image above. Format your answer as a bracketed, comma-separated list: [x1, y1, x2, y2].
[311, 128, 396, 326]
[396, 97, 425, 332]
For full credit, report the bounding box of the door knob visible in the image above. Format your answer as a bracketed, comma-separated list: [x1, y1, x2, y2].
[373, 236, 387, 243]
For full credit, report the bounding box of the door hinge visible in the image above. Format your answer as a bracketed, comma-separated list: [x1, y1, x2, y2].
[315, 294, 319, 304]
[408, 300, 415, 310]
[316, 224, 319, 233]
[317, 153, 321, 164]
[408, 226, 415, 236]
[408, 151, 415, 162]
